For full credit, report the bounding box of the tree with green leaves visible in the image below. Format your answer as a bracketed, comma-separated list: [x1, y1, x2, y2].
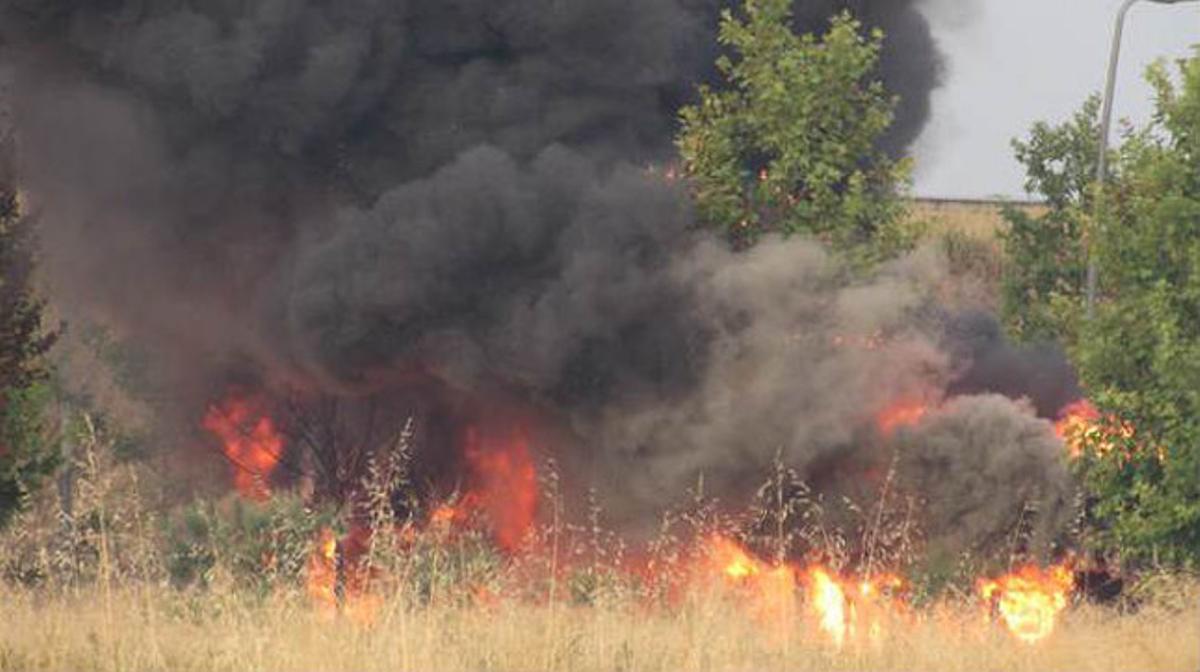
[999, 96, 1104, 343]
[1072, 54, 1200, 566]
[1005, 51, 1200, 565]
[676, 1, 912, 256]
[0, 155, 60, 528]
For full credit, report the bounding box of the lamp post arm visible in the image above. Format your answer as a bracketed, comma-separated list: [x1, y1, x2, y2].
[1087, 0, 1140, 319]
[1096, 0, 1139, 185]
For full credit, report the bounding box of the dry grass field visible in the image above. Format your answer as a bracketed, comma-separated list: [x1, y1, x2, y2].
[908, 198, 1047, 240]
[2, 422, 1196, 672]
[1, 582, 1197, 672]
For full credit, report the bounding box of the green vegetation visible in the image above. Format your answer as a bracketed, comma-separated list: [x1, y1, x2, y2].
[1074, 55, 1200, 566]
[1002, 52, 1200, 566]
[999, 96, 1101, 342]
[677, 0, 913, 258]
[0, 181, 59, 529]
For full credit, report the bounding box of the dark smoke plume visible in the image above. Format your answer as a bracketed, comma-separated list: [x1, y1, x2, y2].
[895, 395, 1072, 558]
[0, 0, 1075, 558]
[1, 0, 943, 399]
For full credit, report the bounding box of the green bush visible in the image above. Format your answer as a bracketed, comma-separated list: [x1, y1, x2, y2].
[165, 494, 334, 592]
[0, 383, 57, 530]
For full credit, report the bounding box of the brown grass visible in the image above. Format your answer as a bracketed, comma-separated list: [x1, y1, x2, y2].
[0, 580, 1196, 672]
[2, 417, 1196, 672]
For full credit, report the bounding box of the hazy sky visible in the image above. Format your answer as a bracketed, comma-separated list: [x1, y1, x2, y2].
[913, 0, 1200, 199]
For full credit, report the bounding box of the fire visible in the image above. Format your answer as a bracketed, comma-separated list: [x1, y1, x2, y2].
[710, 535, 761, 581]
[305, 527, 339, 619]
[202, 396, 283, 500]
[1054, 400, 1104, 458]
[977, 563, 1074, 644]
[429, 501, 471, 528]
[877, 401, 929, 436]
[304, 526, 385, 625]
[809, 568, 848, 647]
[702, 536, 905, 648]
[705, 536, 797, 628]
[196, 393, 1085, 646]
[461, 427, 538, 552]
[804, 569, 905, 648]
[1054, 399, 1143, 460]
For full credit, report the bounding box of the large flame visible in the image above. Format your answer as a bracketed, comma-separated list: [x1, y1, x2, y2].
[202, 397, 284, 501]
[977, 563, 1074, 644]
[461, 427, 538, 552]
[701, 536, 907, 648]
[197, 393, 1082, 645]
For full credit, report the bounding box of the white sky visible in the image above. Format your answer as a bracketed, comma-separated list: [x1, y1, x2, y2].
[912, 0, 1200, 199]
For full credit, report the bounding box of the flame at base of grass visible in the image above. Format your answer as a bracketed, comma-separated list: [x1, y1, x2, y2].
[977, 563, 1074, 644]
[304, 526, 384, 626]
[702, 536, 907, 649]
[298, 527, 1074, 647]
[808, 568, 848, 647]
[305, 528, 339, 619]
[706, 536, 798, 626]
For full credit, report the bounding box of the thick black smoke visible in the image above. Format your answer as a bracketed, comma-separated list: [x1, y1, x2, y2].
[0, 0, 1074, 557]
[1, 0, 942, 396]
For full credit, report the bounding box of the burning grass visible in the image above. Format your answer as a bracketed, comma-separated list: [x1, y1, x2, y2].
[1, 412, 1195, 671]
[0, 580, 1196, 672]
[2, 478, 1197, 672]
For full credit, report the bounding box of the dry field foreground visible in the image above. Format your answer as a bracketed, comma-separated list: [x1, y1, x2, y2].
[1, 585, 1197, 672]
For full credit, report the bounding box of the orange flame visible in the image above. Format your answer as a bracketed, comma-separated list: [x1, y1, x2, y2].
[461, 427, 538, 552]
[809, 568, 848, 647]
[877, 401, 929, 436]
[702, 536, 904, 648]
[304, 526, 384, 625]
[705, 536, 797, 627]
[977, 563, 1074, 644]
[1054, 400, 1104, 459]
[1054, 399, 1142, 460]
[202, 397, 283, 501]
[305, 527, 339, 619]
[855, 573, 905, 645]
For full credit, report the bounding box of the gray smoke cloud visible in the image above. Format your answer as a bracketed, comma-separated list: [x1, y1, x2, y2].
[0, 0, 1075, 557]
[577, 239, 1075, 557]
[895, 395, 1073, 558]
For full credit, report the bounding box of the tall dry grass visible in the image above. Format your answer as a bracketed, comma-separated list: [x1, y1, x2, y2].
[1, 415, 1198, 672]
[0, 581, 1197, 672]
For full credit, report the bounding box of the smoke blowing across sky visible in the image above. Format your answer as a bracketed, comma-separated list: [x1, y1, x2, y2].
[1, 0, 1076, 554]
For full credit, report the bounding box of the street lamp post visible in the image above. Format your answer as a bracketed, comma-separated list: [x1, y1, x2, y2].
[1087, 0, 1199, 319]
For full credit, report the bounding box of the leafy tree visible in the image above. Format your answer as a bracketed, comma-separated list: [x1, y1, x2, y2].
[0, 169, 60, 528]
[677, 1, 912, 256]
[999, 96, 1104, 342]
[1072, 54, 1200, 566]
[1001, 51, 1200, 565]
